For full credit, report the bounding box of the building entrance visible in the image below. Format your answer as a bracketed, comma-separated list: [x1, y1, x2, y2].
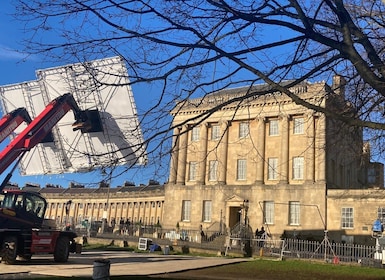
[229, 206, 242, 229]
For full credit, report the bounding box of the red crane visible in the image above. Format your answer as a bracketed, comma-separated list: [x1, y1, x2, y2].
[0, 93, 101, 192]
[0, 107, 32, 144]
[0, 93, 102, 264]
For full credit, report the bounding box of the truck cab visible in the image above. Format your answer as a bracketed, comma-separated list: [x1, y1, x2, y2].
[0, 93, 100, 264]
[0, 190, 47, 229]
[0, 189, 80, 264]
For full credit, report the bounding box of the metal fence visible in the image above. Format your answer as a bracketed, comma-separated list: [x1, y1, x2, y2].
[227, 237, 383, 267]
[282, 238, 377, 263]
[65, 219, 384, 268]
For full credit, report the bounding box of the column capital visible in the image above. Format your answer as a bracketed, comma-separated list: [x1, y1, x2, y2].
[278, 113, 289, 120]
[219, 120, 231, 127]
[256, 116, 266, 123]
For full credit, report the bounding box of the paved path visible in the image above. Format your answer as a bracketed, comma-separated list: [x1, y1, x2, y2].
[0, 251, 246, 279]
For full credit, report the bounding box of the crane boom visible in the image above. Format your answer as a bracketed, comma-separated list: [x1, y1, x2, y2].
[0, 93, 101, 192]
[0, 107, 32, 144]
[0, 93, 98, 264]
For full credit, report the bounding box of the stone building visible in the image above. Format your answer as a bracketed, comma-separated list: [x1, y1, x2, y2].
[25, 182, 165, 232]
[162, 76, 384, 243]
[9, 76, 385, 245]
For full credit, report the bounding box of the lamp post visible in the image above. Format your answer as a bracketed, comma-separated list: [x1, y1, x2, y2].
[219, 209, 223, 234]
[100, 164, 115, 234]
[242, 199, 251, 257]
[243, 200, 249, 228]
[101, 181, 110, 234]
[65, 200, 72, 230]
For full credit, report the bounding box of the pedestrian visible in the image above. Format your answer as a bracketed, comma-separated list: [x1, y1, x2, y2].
[260, 226, 266, 238]
[200, 224, 206, 241]
[119, 218, 125, 234]
[258, 226, 266, 247]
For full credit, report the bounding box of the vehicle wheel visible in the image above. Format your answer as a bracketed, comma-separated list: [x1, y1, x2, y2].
[2, 236, 18, 264]
[54, 236, 70, 262]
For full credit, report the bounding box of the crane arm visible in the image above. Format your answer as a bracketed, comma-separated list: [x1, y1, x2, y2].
[0, 93, 101, 192]
[0, 107, 32, 144]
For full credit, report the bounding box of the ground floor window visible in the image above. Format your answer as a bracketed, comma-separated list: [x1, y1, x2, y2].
[289, 201, 300, 225]
[202, 200, 212, 222]
[341, 207, 354, 229]
[263, 201, 274, 224]
[182, 200, 191, 222]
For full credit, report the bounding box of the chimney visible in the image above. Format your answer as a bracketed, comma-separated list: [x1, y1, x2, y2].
[332, 75, 346, 98]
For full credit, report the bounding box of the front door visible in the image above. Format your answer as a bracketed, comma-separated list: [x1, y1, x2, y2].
[229, 206, 242, 229]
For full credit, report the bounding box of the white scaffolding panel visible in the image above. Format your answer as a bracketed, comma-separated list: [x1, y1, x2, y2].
[0, 56, 147, 175]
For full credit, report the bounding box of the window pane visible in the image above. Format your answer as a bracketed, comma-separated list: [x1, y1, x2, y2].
[378, 207, 385, 224]
[237, 159, 247, 180]
[203, 200, 212, 222]
[269, 120, 279, 136]
[182, 200, 191, 221]
[239, 122, 249, 138]
[189, 161, 197, 181]
[211, 125, 220, 140]
[263, 201, 274, 224]
[341, 207, 354, 229]
[209, 160, 218, 181]
[293, 157, 304, 179]
[289, 201, 300, 225]
[268, 158, 278, 180]
[368, 168, 376, 184]
[191, 127, 200, 141]
[293, 117, 304, 134]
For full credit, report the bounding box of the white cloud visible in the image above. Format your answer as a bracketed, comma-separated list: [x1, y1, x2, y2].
[0, 44, 37, 61]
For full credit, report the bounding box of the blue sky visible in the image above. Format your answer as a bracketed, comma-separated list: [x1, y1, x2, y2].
[0, 1, 168, 189]
[3, 1, 382, 190]
[1, 4, 41, 83]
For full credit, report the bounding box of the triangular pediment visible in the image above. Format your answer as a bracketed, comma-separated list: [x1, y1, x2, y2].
[225, 194, 245, 203]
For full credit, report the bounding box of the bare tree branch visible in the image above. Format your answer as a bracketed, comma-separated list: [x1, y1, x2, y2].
[10, 0, 385, 174]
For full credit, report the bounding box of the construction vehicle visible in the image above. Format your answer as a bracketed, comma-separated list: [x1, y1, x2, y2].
[0, 93, 102, 264]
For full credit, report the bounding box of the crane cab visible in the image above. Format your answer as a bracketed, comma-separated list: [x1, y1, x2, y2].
[0, 190, 47, 229]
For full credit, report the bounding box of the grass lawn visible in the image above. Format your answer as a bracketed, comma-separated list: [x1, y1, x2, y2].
[149, 259, 385, 280]
[77, 245, 384, 279]
[28, 258, 385, 280]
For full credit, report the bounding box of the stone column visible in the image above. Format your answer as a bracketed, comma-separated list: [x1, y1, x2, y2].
[95, 203, 100, 221]
[256, 117, 265, 183]
[46, 204, 51, 219]
[90, 203, 95, 220]
[119, 203, 124, 221]
[154, 202, 158, 224]
[142, 202, 146, 225]
[83, 203, 88, 219]
[280, 115, 289, 183]
[199, 123, 208, 184]
[315, 115, 326, 181]
[157, 201, 164, 225]
[176, 125, 188, 185]
[169, 127, 181, 184]
[306, 113, 315, 182]
[60, 203, 65, 224]
[123, 204, 127, 221]
[137, 202, 141, 223]
[74, 203, 79, 224]
[148, 202, 153, 224]
[218, 121, 229, 184]
[130, 202, 135, 222]
[107, 203, 112, 225]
